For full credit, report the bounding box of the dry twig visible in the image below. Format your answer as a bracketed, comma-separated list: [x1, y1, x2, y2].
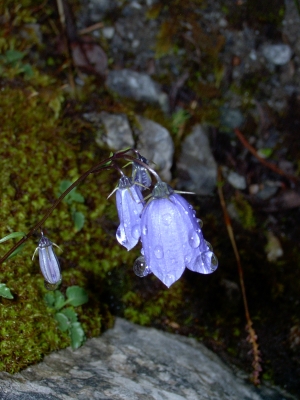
[217, 168, 262, 384]
[234, 128, 298, 184]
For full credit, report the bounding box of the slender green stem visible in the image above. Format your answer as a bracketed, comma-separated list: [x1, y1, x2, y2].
[0, 149, 159, 264]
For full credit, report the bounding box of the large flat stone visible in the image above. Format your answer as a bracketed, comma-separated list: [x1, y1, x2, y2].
[0, 318, 295, 400]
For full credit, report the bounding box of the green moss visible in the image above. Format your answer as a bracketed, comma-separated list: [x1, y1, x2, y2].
[0, 69, 136, 372]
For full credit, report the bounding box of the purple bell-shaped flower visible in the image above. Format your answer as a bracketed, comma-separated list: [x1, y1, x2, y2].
[32, 233, 62, 287]
[139, 181, 218, 287]
[116, 175, 145, 251]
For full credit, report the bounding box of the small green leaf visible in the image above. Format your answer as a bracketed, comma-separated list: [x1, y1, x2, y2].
[0, 232, 26, 244]
[0, 283, 14, 299]
[55, 313, 70, 332]
[66, 286, 88, 307]
[7, 243, 27, 260]
[61, 307, 78, 323]
[258, 148, 273, 158]
[53, 290, 65, 310]
[70, 192, 84, 203]
[58, 180, 84, 205]
[44, 292, 55, 307]
[4, 49, 25, 64]
[70, 322, 85, 349]
[72, 211, 85, 232]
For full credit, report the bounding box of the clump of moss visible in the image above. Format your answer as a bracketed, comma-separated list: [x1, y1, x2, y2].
[0, 67, 138, 372]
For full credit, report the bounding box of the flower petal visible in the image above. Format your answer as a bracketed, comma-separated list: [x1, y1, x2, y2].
[171, 194, 218, 274]
[141, 197, 188, 287]
[116, 177, 144, 251]
[38, 237, 61, 285]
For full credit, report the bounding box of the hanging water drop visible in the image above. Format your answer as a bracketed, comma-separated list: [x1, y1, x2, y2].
[205, 241, 213, 251]
[210, 253, 218, 271]
[196, 218, 203, 228]
[133, 256, 151, 277]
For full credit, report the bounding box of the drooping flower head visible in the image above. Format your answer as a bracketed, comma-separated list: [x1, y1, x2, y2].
[139, 181, 218, 287]
[32, 233, 62, 288]
[116, 175, 145, 251]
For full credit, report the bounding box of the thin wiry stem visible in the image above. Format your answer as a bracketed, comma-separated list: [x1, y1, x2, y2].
[0, 149, 159, 264]
[217, 168, 261, 385]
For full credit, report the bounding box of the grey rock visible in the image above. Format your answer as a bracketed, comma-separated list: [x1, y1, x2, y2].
[0, 318, 294, 400]
[106, 69, 169, 112]
[177, 125, 217, 195]
[220, 107, 245, 130]
[227, 171, 247, 190]
[84, 112, 174, 180]
[102, 27, 115, 39]
[262, 44, 293, 66]
[85, 111, 135, 150]
[134, 116, 174, 181]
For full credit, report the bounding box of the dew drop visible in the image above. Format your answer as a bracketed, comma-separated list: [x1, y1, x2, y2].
[201, 251, 218, 272]
[188, 229, 200, 248]
[184, 254, 191, 264]
[116, 226, 128, 246]
[205, 241, 213, 251]
[210, 253, 218, 271]
[142, 225, 148, 235]
[154, 245, 164, 259]
[141, 247, 144, 255]
[124, 223, 128, 228]
[131, 224, 141, 239]
[133, 256, 151, 277]
[162, 213, 172, 226]
[196, 218, 203, 228]
[164, 274, 175, 288]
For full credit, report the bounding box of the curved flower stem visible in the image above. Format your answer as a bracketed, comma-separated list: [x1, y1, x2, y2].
[217, 167, 261, 385]
[0, 149, 161, 264]
[121, 153, 162, 182]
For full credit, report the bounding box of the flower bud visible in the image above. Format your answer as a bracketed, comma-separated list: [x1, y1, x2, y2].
[33, 234, 61, 286]
[132, 154, 151, 190]
[116, 176, 145, 250]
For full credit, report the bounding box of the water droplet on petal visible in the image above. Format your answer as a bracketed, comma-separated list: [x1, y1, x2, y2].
[154, 245, 164, 259]
[201, 251, 218, 272]
[205, 241, 213, 251]
[196, 218, 203, 228]
[188, 205, 193, 209]
[133, 256, 151, 277]
[116, 226, 128, 246]
[210, 253, 218, 271]
[184, 254, 192, 264]
[124, 223, 128, 228]
[164, 274, 175, 287]
[188, 229, 200, 248]
[141, 248, 144, 255]
[131, 224, 141, 239]
[142, 225, 148, 235]
[162, 213, 172, 226]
